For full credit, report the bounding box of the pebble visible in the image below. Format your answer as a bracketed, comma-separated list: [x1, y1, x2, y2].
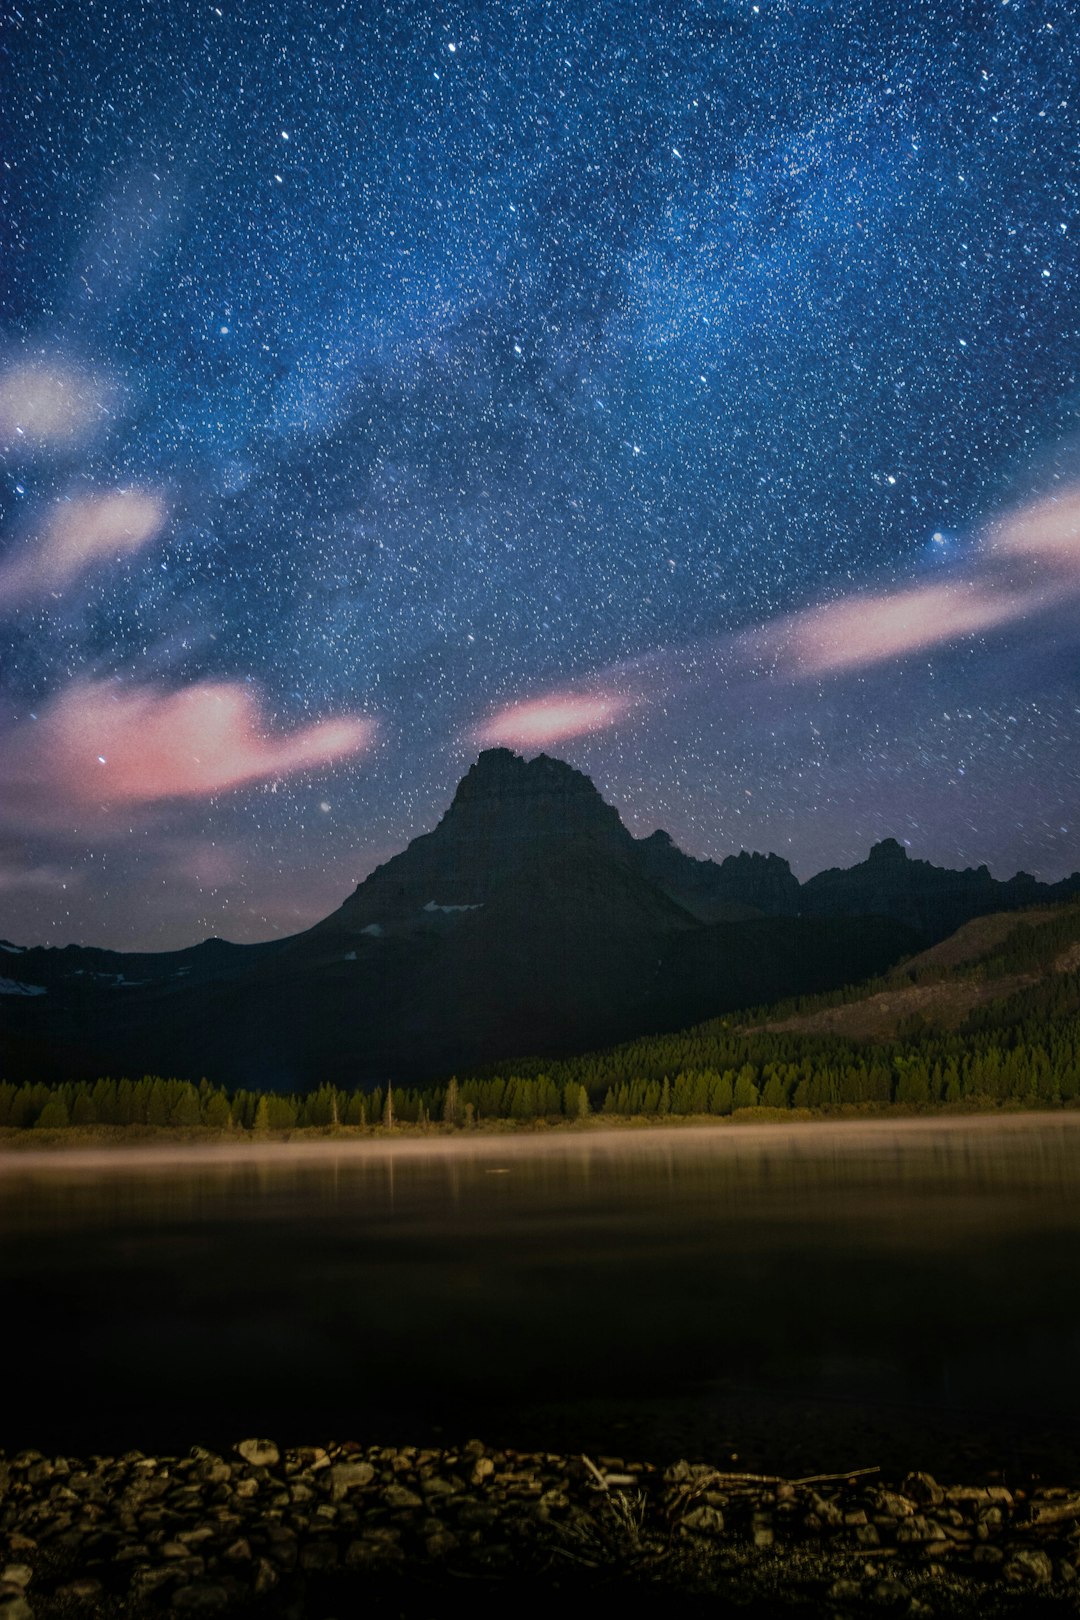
[0, 1439, 1076, 1616]
[234, 1439, 279, 1470]
[1004, 1547, 1054, 1584]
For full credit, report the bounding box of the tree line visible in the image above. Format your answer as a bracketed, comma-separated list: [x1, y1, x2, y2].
[2, 963, 1080, 1131]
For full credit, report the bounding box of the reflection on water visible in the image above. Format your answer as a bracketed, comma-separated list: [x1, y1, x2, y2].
[3, 1117, 1079, 1478]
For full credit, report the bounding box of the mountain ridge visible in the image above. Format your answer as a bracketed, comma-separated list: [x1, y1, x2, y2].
[1, 747, 1077, 1089]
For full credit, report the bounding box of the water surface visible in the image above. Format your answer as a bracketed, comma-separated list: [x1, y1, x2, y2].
[4, 1116, 1079, 1479]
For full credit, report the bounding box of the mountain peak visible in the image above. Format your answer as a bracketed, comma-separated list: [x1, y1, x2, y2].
[868, 838, 908, 865]
[452, 747, 605, 806]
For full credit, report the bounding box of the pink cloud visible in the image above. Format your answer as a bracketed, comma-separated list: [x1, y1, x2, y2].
[473, 690, 634, 748]
[772, 578, 1052, 677]
[0, 489, 165, 604]
[467, 483, 1080, 751]
[988, 484, 1080, 571]
[3, 678, 375, 814]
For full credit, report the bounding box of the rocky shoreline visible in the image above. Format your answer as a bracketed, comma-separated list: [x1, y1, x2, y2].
[2, 1440, 1079, 1617]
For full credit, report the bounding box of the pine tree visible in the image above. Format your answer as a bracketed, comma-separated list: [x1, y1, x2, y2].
[72, 1088, 97, 1125]
[36, 1093, 69, 1128]
[203, 1091, 232, 1129]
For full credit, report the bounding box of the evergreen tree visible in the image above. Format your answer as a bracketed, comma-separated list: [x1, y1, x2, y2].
[72, 1088, 97, 1125]
[36, 1094, 69, 1128]
[203, 1090, 232, 1128]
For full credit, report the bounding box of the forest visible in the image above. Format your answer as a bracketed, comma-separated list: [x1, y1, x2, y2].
[3, 935, 1079, 1131]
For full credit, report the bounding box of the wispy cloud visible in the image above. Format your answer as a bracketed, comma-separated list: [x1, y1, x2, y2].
[472, 691, 636, 748]
[1, 678, 375, 821]
[764, 577, 1054, 678]
[0, 359, 113, 453]
[0, 489, 166, 604]
[470, 481, 1080, 743]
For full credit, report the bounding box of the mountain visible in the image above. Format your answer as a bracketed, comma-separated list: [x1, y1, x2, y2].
[495, 893, 1080, 1119]
[634, 830, 800, 921]
[0, 748, 1074, 1090]
[801, 838, 1080, 938]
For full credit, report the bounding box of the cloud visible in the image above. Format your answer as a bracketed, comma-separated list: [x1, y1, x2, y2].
[767, 577, 1054, 677]
[469, 482, 1080, 742]
[472, 691, 634, 748]
[0, 489, 166, 604]
[987, 484, 1080, 571]
[0, 360, 113, 453]
[0, 859, 74, 895]
[2, 678, 375, 817]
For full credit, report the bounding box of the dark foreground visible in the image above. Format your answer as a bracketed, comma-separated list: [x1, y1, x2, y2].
[2, 1440, 1078, 1619]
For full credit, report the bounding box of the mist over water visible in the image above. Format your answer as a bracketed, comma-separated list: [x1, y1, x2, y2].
[4, 1117, 1080, 1478]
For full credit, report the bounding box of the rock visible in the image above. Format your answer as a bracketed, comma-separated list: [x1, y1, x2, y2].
[55, 1579, 103, 1602]
[945, 1486, 1012, 1507]
[902, 1473, 944, 1506]
[170, 1583, 230, 1612]
[1004, 1548, 1053, 1585]
[299, 1541, 338, 1571]
[870, 1576, 909, 1606]
[471, 1457, 495, 1485]
[235, 1439, 279, 1469]
[810, 1493, 845, 1528]
[827, 1579, 862, 1600]
[129, 1567, 177, 1600]
[329, 1460, 375, 1499]
[0, 1573, 30, 1592]
[383, 1483, 423, 1509]
[681, 1504, 724, 1536]
[223, 1539, 251, 1561]
[345, 1530, 403, 1567]
[425, 1530, 460, 1558]
[1028, 1494, 1080, 1527]
[973, 1544, 1004, 1565]
[252, 1559, 277, 1595]
[0, 1597, 32, 1620]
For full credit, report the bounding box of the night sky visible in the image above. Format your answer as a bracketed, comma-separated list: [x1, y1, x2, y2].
[3, 0, 1080, 949]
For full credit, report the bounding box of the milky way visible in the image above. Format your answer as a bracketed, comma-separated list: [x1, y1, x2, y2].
[2, 0, 1080, 948]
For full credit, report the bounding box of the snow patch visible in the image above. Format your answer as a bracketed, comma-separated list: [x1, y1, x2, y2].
[422, 900, 483, 913]
[344, 950, 358, 960]
[0, 977, 46, 996]
[0, 942, 26, 954]
[360, 924, 383, 937]
[69, 969, 146, 987]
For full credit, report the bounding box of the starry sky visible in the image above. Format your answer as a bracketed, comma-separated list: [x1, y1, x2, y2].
[3, 0, 1080, 949]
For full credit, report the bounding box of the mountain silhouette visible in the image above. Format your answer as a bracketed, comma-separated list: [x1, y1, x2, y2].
[800, 837, 1080, 937]
[1, 749, 1075, 1089]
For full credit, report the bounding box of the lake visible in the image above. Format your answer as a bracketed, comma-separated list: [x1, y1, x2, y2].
[3, 1115, 1080, 1481]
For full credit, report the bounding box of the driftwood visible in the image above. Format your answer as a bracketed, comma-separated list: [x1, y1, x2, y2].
[582, 1454, 881, 1495]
